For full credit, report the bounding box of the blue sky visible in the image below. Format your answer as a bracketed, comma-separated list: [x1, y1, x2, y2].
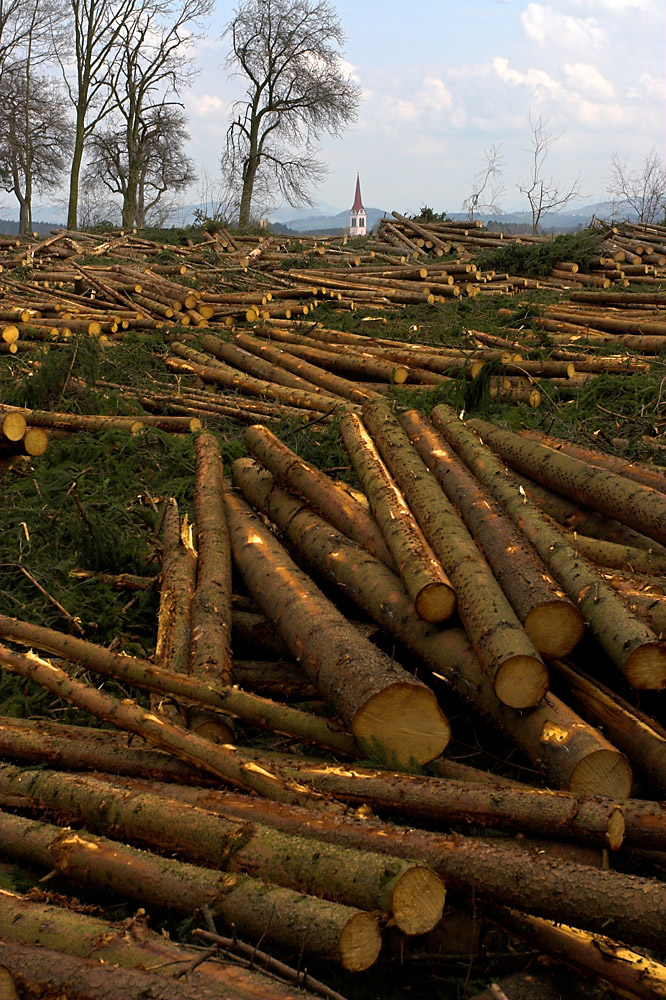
[182, 0, 665, 218]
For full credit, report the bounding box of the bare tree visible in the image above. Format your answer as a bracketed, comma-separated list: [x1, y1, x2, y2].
[85, 106, 196, 228]
[0, 67, 73, 232]
[517, 112, 583, 234]
[463, 143, 505, 221]
[224, 0, 361, 226]
[606, 148, 666, 227]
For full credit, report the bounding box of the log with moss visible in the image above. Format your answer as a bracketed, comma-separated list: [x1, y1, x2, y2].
[399, 408, 585, 658]
[0, 764, 445, 936]
[0, 811, 382, 971]
[339, 410, 456, 623]
[431, 405, 666, 691]
[231, 459, 632, 799]
[223, 490, 451, 765]
[362, 398, 549, 708]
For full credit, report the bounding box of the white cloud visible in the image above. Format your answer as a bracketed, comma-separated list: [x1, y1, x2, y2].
[627, 73, 666, 100]
[566, 0, 659, 13]
[492, 57, 562, 98]
[564, 62, 615, 98]
[187, 94, 226, 116]
[421, 77, 454, 112]
[521, 3, 606, 48]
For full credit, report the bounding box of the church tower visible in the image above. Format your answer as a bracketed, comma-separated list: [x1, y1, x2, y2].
[349, 174, 366, 236]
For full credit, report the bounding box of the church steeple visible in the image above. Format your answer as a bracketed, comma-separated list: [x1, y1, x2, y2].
[349, 173, 366, 235]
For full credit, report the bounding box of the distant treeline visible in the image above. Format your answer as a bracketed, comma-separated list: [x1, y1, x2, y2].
[0, 219, 63, 236]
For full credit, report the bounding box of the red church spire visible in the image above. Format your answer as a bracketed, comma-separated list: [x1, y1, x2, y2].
[351, 173, 364, 212]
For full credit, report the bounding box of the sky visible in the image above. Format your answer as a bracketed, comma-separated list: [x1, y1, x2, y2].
[182, 0, 665, 220]
[2, 0, 662, 223]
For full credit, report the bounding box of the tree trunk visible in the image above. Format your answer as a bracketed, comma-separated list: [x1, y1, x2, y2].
[0, 812, 381, 971]
[363, 399, 548, 709]
[243, 424, 395, 568]
[67, 110, 86, 230]
[339, 410, 456, 623]
[399, 408, 584, 658]
[431, 405, 666, 691]
[230, 459, 632, 798]
[224, 490, 451, 765]
[0, 764, 445, 935]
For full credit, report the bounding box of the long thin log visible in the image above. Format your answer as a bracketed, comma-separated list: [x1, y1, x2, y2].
[0, 764, 446, 935]
[431, 405, 666, 691]
[223, 490, 451, 765]
[243, 423, 395, 567]
[191, 432, 233, 686]
[468, 417, 666, 547]
[339, 410, 456, 623]
[0, 890, 299, 1000]
[0, 403, 201, 434]
[362, 399, 549, 708]
[197, 333, 339, 397]
[0, 616, 357, 756]
[0, 812, 382, 971]
[0, 643, 338, 806]
[230, 459, 632, 798]
[399, 409, 584, 658]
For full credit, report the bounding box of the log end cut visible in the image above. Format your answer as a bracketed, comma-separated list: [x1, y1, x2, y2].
[353, 683, 451, 766]
[624, 642, 666, 691]
[605, 806, 626, 851]
[337, 911, 382, 971]
[414, 581, 457, 623]
[391, 866, 447, 935]
[523, 601, 585, 659]
[570, 749, 633, 801]
[493, 655, 550, 709]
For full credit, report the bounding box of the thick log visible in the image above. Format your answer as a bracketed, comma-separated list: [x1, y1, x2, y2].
[243, 423, 394, 567]
[362, 399, 548, 708]
[399, 409, 584, 658]
[468, 417, 666, 546]
[0, 890, 299, 1000]
[191, 432, 233, 687]
[0, 764, 445, 935]
[339, 410, 456, 623]
[230, 459, 632, 798]
[431, 405, 666, 691]
[0, 617, 357, 756]
[223, 490, 451, 765]
[0, 812, 381, 971]
[0, 643, 336, 806]
[561, 531, 666, 575]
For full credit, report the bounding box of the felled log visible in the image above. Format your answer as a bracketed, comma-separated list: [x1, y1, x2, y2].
[431, 406, 666, 691]
[362, 399, 548, 709]
[0, 764, 445, 935]
[223, 490, 451, 765]
[230, 459, 632, 798]
[339, 410, 456, 623]
[400, 409, 584, 658]
[0, 812, 382, 971]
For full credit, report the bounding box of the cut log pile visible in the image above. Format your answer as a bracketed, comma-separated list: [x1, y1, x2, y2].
[1, 220, 666, 1000]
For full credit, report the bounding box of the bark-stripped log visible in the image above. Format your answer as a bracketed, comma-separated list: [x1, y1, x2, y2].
[468, 417, 666, 547]
[431, 405, 666, 691]
[399, 409, 584, 658]
[223, 490, 451, 765]
[190, 433, 233, 688]
[0, 643, 337, 807]
[0, 890, 303, 1000]
[0, 764, 446, 935]
[230, 460, 632, 798]
[0, 812, 381, 971]
[243, 423, 395, 567]
[362, 399, 548, 708]
[0, 617, 357, 756]
[339, 410, 456, 623]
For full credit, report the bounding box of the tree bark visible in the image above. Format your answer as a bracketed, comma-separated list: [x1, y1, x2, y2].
[339, 410, 456, 623]
[0, 812, 381, 971]
[229, 459, 632, 799]
[243, 424, 395, 567]
[399, 408, 584, 658]
[362, 399, 548, 709]
[431, 405, 666, 691]
[223, 490, 451, 765]
[0, 764, 445, 935]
